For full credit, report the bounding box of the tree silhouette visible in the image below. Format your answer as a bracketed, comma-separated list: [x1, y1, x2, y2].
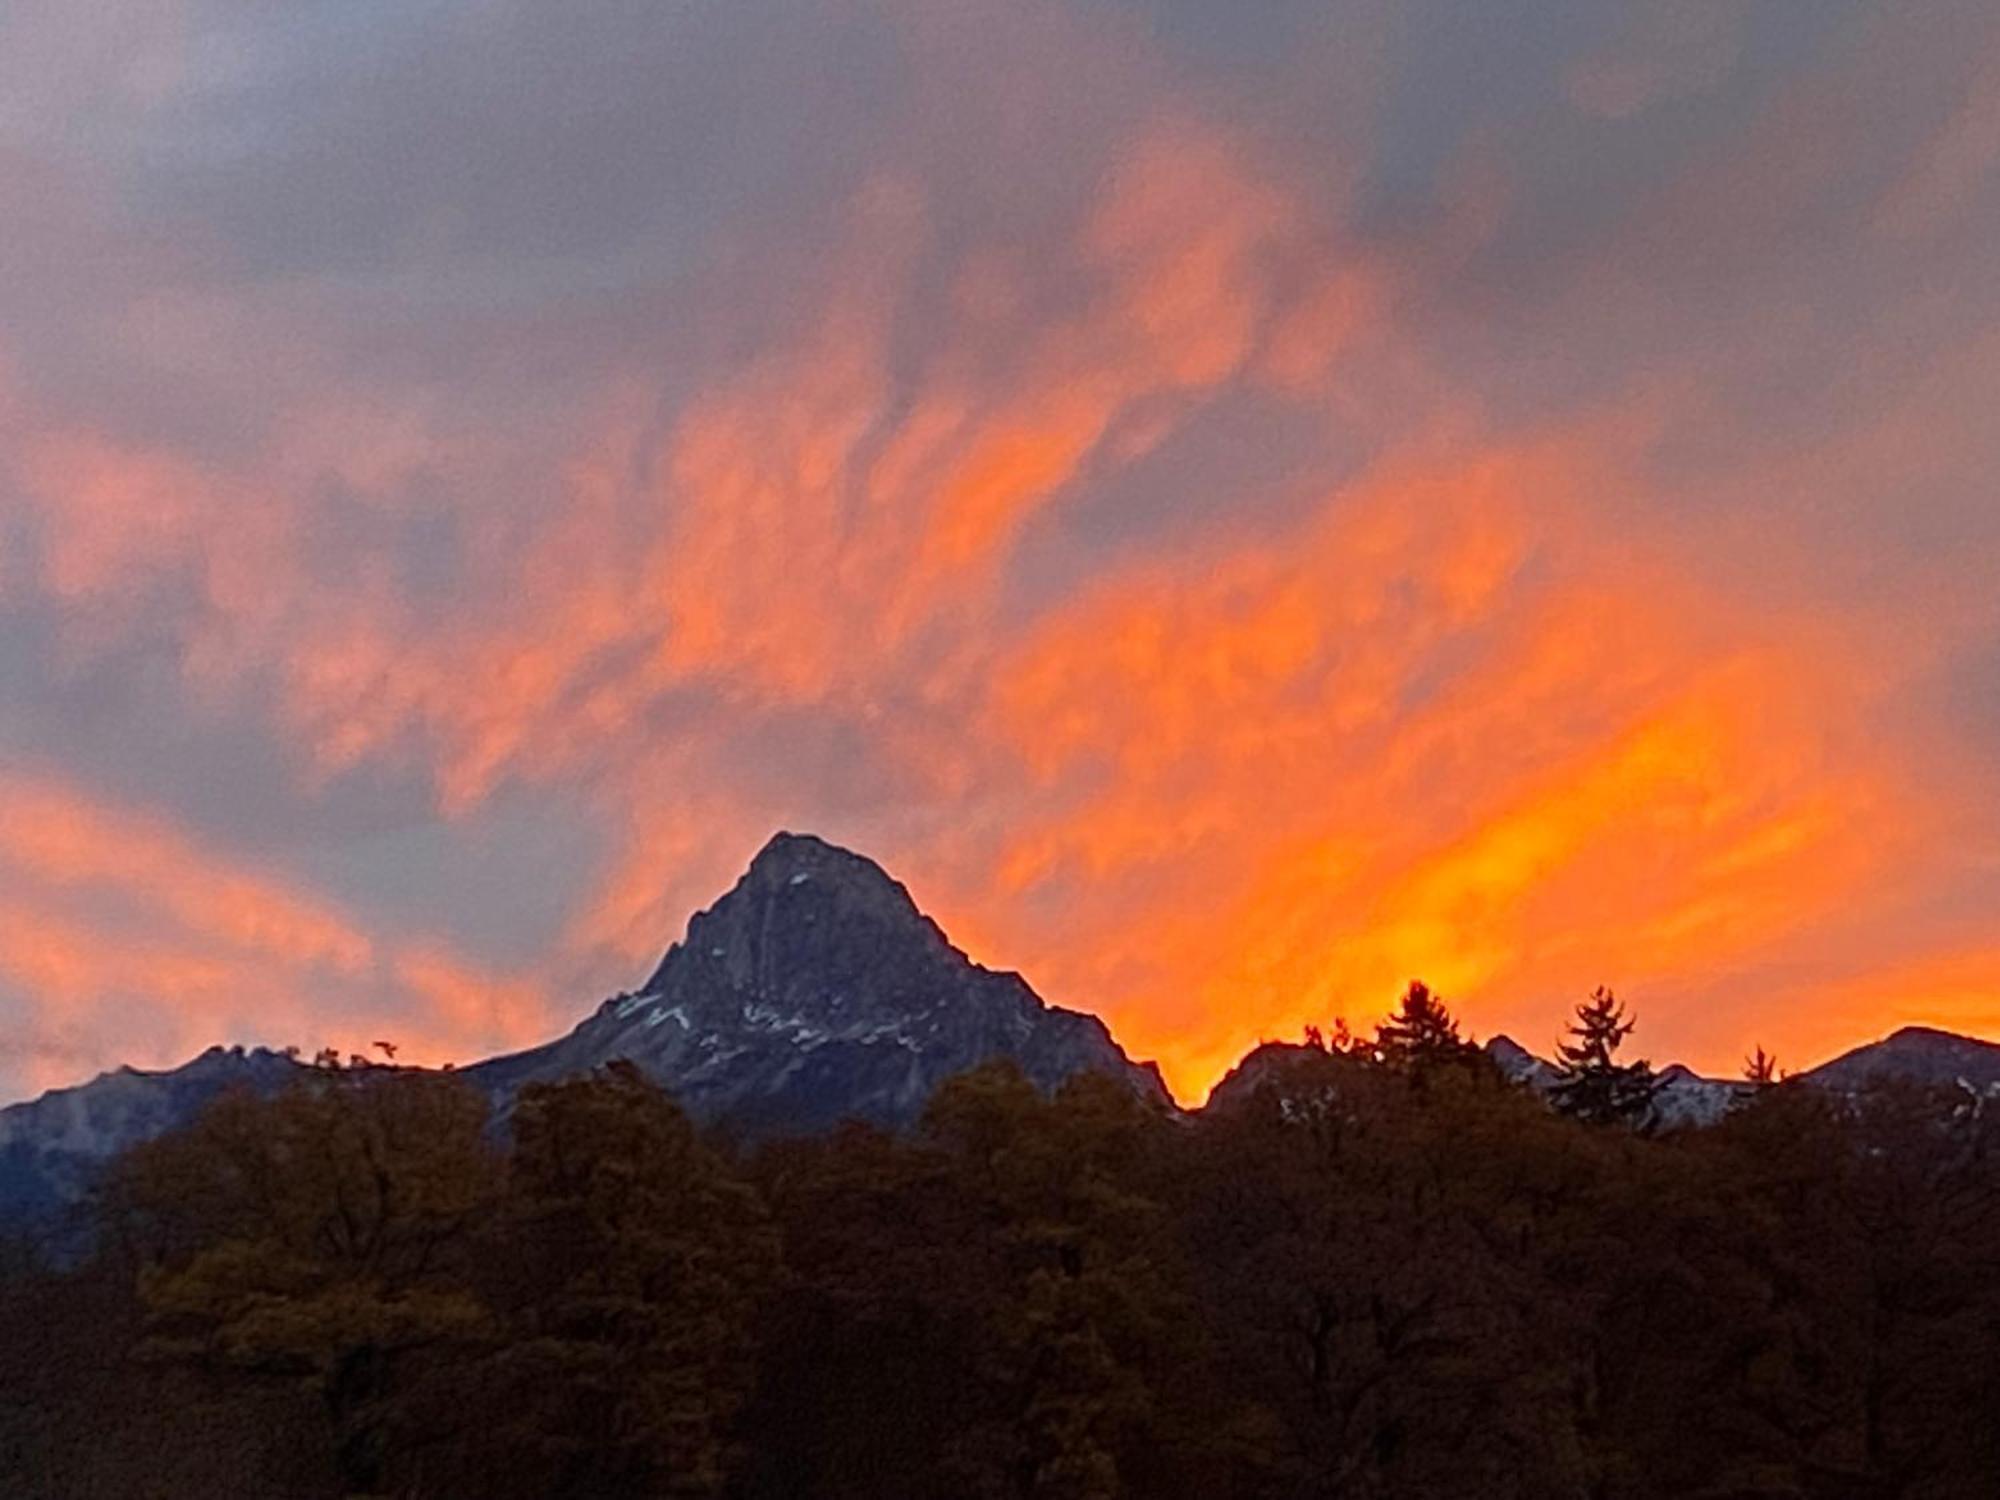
[99, 1069, 495, 1493]
[1550, 988, 1658, 1128]
[449, 1062, 778, 1499]
[22, 997, 2000, 1500]
[1743, 1045, 1781, 1088]
[1374, 981, 1476, 1072]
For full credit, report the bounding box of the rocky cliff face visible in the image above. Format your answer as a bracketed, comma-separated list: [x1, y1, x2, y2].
[469, 832, 1170, 1132]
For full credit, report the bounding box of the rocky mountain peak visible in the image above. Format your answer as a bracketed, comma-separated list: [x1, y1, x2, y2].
[645, 830, 954, 1008]
[748, 829, 916, 898]
[478, 831, 1170, 1132]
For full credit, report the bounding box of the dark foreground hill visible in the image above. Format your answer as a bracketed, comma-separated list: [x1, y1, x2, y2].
[8, 1022, 2000, 1499]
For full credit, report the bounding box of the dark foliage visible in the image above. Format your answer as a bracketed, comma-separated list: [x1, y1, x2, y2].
[1371, 982, 1483, 1080]
[1551, 988, 1661, 1129]
[5, 1022, 2000, 1498]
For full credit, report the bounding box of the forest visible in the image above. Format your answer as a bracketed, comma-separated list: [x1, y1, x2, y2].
[3, 989, 1998, 1499]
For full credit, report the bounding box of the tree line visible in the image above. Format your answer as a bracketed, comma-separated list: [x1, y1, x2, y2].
[3, 985, 1998, 1498]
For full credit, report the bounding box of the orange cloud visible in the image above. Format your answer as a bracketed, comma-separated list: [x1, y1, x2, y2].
[0, 772, 370, 970]
[1786, 947, 2000, 1063]
[946, 422, 1930, 1100]
[0, 770, 554, 1091]
[645, 115, 1348, 709]
[391, 945, 562, 1063]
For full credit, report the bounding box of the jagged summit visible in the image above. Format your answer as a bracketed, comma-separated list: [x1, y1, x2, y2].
[0, 832, 1168, 1229]
[642, 829, 958, 1000]
[475, 831, 1169, 1132]
[746, 828, 909, 887]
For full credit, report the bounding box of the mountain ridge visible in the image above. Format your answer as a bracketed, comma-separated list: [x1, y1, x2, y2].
[5, 830, 1998, 1234]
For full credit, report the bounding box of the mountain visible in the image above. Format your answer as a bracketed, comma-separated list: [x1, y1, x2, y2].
[1483, 1025, 2000, 1125]
[1485, 1035, 1559, 1090]
[1198, 1041, 1318, 1113]
[470, 831, 1169, 1131]
[1649, 1063, 1749, 1128]
[4, 828, 1998, 1241]
[1802, 1025, 2000, 1094]
[0, 1045, 303, 1236]
[0, 833, 1166, 1236]
[1488, 1027, 2000, 1127]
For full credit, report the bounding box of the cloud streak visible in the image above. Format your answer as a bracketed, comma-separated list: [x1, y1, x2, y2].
[0, 769, 556, 1094]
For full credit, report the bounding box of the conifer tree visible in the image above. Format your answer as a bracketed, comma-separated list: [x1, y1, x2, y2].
[1374, 980, 1476, 1070]
[1550, 987, 1658, 1127]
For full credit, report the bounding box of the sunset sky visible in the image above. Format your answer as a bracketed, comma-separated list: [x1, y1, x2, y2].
[2, 0, 1998, 1105]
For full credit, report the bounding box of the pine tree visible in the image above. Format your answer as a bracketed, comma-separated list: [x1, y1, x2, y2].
[1550, 987, 1658, 1127]
[1374, 980, 1476, 1071]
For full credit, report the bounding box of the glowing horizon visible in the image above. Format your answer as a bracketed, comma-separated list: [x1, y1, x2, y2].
[2, 0, 1998, 1106]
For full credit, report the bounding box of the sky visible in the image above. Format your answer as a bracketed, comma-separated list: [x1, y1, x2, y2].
[1, 0, 1998, 1105]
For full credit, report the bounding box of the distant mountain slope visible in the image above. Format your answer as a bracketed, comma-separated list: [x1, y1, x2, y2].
[1487, 1028, 2000, 1125]
[0, 1045, 303, 1233]
[471, 832, 1169, 1131]
[1480, 1025, 2000, 1124]
[1485, 1036, 1559, 1090]
[1801, 1025, 2000, 1093]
